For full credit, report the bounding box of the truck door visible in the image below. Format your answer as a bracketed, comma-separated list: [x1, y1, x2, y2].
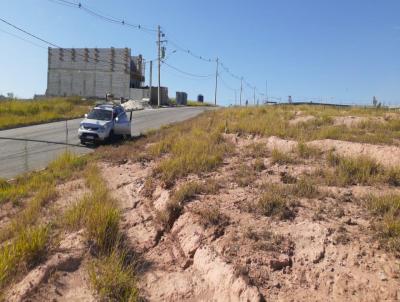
[114, 112, 131, 135]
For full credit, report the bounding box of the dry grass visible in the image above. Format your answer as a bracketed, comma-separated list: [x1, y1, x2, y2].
[322, 152, 400, 186]
[271, 149, 296, 165]
[253, 158, 266, 172]
[149, 113, 232, 186]
[0, 151, 87, 204]
[62, 164, 137, 299]
[0, 97, 93, 130]
[192, 205, 228, 227]
[368, 194, 400, 253]
[88, 250, 138, 302]
[63, 164, 119, 253]
[258, 184, 296, 220]
[0, 184, 57, 242]
[234, 164, 256, 187]
[244, 142, 269, 158]
[0, 225, 49, 289]
[156, 181, 205, 229]
[290, 177, 320, 198]
[296, 142, 322, 159]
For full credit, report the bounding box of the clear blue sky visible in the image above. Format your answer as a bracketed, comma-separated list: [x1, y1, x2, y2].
[0, 0, 399, 106]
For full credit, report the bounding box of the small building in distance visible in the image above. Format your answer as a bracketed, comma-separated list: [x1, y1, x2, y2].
[176, 92, 188, 105]
[46, 47, 169, 104]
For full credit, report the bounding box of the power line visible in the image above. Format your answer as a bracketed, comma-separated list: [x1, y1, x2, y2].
[46, 0, 260, 101]
[0, 17, 143, 70]
[218, 75, 236, 91]
[166, 38, 214, 63]
[162, 61, 214, 78]
[46, 0, 157, 33]
[0, 27, 47, 49]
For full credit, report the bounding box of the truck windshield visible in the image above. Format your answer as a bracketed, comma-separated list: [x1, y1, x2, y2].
[87, 109, 112, 121]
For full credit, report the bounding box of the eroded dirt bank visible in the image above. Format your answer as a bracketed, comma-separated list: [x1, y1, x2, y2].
[98, 134, 400, 301]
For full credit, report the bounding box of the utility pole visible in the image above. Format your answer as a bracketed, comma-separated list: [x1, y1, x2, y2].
[214, 57, 219, 106]
[253, 87, 256, 106]
[234, 90, 237, 106]
[265, 80, 268, 103]
[157, 25, 161, 107]
[239, 77, 243, 106]
[149, 60, 153, 102]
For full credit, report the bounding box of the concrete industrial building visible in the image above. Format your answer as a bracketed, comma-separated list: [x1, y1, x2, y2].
[46, 47, 168, 104]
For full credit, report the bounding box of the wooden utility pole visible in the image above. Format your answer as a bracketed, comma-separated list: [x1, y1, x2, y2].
[157, 25, 161, 107]
[214, 57, 219, 106]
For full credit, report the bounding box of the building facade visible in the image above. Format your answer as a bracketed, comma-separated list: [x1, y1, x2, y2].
[46, 47, 145, 99]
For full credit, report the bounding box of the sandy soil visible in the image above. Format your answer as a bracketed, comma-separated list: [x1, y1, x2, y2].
[98, 135, 400, 301]
[4, 128, 400, 301]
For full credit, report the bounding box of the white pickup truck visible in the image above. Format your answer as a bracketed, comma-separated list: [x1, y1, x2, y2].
[78, 103, 132, 144]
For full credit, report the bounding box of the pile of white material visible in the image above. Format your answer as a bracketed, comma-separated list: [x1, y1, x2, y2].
[121, 99, 151, 111]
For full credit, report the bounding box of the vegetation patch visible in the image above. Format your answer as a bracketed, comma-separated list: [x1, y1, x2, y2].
[290, 177, 320, 198]
[63, 164, 120, 253]
[296, 142, 322, 159]
[88, 250, 138, 302]
[258, 184, 296, 220]
[234, 164, 257, 187]
[271, 149, 296, 165]
[0, 97, 93, 130]
[0, 184, 57, 242]
[0, 225, 49, 290]
[368, 194, 400, 253]
[324, 152, 400, 186]
[150, 113, 232, 186]
[0, 151, 87, 204]
[192, 204, 228, 227]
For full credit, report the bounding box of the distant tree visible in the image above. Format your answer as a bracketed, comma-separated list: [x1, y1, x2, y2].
[377, 102, 382, 109]
[373, 96, 378, 107]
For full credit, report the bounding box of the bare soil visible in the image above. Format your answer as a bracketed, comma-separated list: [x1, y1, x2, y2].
[3, 128, 400, 301]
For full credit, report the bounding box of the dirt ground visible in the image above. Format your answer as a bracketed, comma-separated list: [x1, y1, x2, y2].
[4, 124, 400, 301]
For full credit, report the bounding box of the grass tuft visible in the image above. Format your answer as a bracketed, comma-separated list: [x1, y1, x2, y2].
[296, 142, 322, 159]
[192, 204, 228, 226]
[88, 250, 138, 302]
[271, 149, 296, 165]
[368, 194, 400, 252]
[258, 184, 295, 220]
[0, 225, 49, 289]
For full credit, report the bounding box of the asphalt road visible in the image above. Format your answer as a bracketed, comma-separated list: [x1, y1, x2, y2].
[0, 107, 210, 179]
